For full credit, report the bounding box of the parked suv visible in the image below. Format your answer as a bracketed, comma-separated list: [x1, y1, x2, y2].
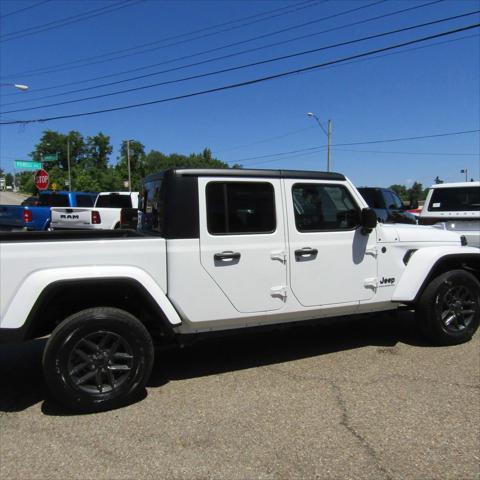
[419, 182, 480, 247]
[358, 187, 416, 224]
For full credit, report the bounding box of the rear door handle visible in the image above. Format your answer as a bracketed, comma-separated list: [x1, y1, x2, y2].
[214, 251, 241, 261]
[295, 247, 318, 258]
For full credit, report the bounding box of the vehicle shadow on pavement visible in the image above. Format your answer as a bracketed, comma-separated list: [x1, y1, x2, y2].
[147, 311, 429, 388]
[0, 311, 429, 415]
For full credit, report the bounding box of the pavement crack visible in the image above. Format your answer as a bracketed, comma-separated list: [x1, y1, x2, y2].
[265, 365, 393, 480]
[329, 380, 393, 480]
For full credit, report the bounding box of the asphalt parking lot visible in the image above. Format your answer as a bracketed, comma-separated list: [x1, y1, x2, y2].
[1, 312, 479, 480]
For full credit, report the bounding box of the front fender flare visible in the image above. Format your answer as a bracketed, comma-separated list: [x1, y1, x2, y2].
[392, 246, 480, 303]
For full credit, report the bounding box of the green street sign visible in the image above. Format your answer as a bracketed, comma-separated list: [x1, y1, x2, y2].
[43, 153, 58, 162]
[15, 160, 42, 170]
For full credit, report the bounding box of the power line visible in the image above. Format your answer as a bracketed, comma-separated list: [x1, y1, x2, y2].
[0, 0, 323, 78]
[231, 130, 480, 164]
[1, 0, 391, 101]
[2, 10, 478, 115]
[2, 0, 445, 106]
[216, 127, 317, 153]
[0, 0, 143, 43]
[334, 148, 479, 156]
[6, 26, 472, 122]
[1, 23, 478, 126]
[0, 0, 50, 19]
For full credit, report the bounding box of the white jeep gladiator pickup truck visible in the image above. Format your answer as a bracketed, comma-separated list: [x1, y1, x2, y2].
[50, 191, 139, 230]
[1, 168, 479, 412]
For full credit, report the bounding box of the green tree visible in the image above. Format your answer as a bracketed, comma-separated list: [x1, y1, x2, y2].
[144, 147, 229, 175]
[5, 172, 13, 187]
[408, 182, 424, 208]
[31, 130, 86, 170]
[116, 140, 146, 190]
[84, 132, 112, 170]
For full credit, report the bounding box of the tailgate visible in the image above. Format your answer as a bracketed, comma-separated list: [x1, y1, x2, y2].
[0, 206, 25, 230]
[51, 207, 93, 229]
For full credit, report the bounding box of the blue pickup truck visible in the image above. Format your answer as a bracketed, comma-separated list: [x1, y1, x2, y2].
[0, 191, 97, 231]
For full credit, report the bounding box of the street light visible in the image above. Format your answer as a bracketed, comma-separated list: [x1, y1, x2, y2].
[460, 168, 468, 182]
[0, 83, 29, 91]
[307, 112, 332, 172]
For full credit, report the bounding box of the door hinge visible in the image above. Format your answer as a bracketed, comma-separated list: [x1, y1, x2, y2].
[365, 246, 379, 258]
[364, 277, 378, 290]
[270, 250, 287, 263]
[271, 285, 288, 301]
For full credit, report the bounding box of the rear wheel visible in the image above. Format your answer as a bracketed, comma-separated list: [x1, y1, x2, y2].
[43, 307, 154, 412]
[416, 270, 480, 345]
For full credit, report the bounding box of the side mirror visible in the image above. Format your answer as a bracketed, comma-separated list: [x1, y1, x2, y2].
[360, 208, 377, 234]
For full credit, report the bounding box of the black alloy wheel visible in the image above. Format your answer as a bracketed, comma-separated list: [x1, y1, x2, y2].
[417, 269, 480, 345]
[43, 307, 154, 413]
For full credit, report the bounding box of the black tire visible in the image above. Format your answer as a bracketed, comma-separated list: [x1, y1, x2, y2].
[42, 307, 154, 413]
[416, 269, 480, 345]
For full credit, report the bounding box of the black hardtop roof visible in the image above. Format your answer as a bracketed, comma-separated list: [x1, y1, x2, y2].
[143, 168, 346, 183]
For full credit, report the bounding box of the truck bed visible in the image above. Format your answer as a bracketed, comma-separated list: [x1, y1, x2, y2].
[0, 229, 146, 242]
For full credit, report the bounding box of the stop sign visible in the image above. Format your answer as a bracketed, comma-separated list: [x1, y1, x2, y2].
[35, 169, 49, 190]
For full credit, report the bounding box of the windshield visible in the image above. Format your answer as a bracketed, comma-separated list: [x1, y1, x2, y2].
[96, 194, 132, 208]
[428, 186, 480, 212]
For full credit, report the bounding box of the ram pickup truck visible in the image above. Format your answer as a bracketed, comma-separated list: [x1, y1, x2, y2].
[419, 182, 480, 248]
[0, 190, 97, 231]
[50, 191, 139, 230]
[358, 187, 417, 224]
[1, 168, 479, 413]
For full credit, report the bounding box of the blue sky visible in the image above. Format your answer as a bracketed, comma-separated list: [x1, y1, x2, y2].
[1, 0, 479, 187]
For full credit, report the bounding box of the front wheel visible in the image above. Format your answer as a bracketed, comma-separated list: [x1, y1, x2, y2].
[43, 307, 154, 413]
[416, 269, 480, 345]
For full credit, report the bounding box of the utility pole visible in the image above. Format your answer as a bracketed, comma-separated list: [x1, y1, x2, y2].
[327, 119, 332, 173]
[461, 168, 468, 182]
[67, 138, 72, 191]
[126, 140, 132, 192]
[307, 112, 332, 172]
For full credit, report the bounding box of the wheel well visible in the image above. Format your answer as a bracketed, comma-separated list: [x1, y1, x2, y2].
[415, 254, 480, 302]
[25, 278, 176, 343]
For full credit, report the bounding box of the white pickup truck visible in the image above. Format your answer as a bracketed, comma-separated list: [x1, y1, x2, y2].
[419, 182, 480, 248]
[1, 168, 479, 412]
[50, 191, 139, 230]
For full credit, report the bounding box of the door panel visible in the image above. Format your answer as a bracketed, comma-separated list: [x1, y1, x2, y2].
[199, 178, 287, 313]
[285, 180, 377, 307]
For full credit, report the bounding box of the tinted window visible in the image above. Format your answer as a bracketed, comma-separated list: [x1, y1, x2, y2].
[140, 179, 164, 234]
[96, 194, 132, 208]
[38, 193, 69, 207]
[384, 191, 403, 210]
[206, 182, 275, 235]
[292, 184, 360, 231]
[76, 194, 96, 207]
[358, 188, 385, 209]
[428, 186, 480, 212]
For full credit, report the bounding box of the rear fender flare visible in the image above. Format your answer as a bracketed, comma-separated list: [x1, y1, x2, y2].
[1, 266, 181, 329]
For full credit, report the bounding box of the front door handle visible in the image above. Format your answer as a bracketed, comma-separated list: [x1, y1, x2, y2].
[214, 251, 241, 261]
[295, 247, 318, 258]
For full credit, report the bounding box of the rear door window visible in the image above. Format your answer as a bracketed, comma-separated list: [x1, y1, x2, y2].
[206, 182, 276, 235]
